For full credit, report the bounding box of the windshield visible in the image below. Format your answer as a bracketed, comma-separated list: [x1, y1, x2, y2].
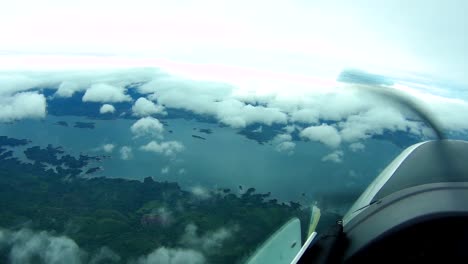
[1, 1, 468, 264]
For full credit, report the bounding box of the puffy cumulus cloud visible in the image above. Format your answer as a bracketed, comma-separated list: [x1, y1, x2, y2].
[270, 89, 373, 124]
[93, 143, 116, 153]
[135, 247, 205, 264]
[89, 247, 121, 264]
[276, 141, 296, 153]
[0, 228, 83, 264]
[338, 107, 421, 142]
[161, 166, 169, 174]
[215, 99, 287, 128]
[290, 108, 320, 124]
[190, 186, 211, 200]
[300, 124, 342, 148]
[0, 68, 159, 98]
[132, 97, 166, 117]
[401, 86, 468, 132]
[321, 150, 344, 163]
[140, 141, 184, 157]
[55, 81, 83, 98]
[131, 117, 164, 138]
[120, 146, 133, 160]
[99, 104, 115, 114]
[146, 78, 287, 128]
[349, 142, 365, 152]
[82, 83, 131, 103]
[3, 68, 468, 141]
[272, 134, 296, 154]
[0, 228, 122, 264]
[0, 92, 47, 122]
[102, 144, 115, 153]
[180, 223, 237, 253]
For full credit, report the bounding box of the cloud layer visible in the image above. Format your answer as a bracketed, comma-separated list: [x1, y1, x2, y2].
[1, 67, 468, 150]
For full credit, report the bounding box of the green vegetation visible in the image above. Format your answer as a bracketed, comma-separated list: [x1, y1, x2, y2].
[0, 137, 308, 263]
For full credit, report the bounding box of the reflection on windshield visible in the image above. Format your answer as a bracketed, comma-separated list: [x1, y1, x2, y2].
[0, 67, 465, 263]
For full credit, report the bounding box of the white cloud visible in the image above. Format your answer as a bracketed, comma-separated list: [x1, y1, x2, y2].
[338, 107, 420, 142]
[131, 117, 164, 138]
[161, 166, 169, 174]
[283, 125, 299, 134]
[102, 144, 115, 153]
[82, 83, 131, 103]
[300, 124, 342, 148]
[132, 97, 166, 117]
[89, 247, 121, 264]
[180, 223, 236, 253]
[190, 186, 211, 200]
[252, 126, 263, 133]
[272, 134, 295, 154]
[276, 141, 296, 153]
[55, 81, 83, 98]
[0, 74, 41, 95]
[140, 140, 184, 157]
[136, 247, 205, 264]
[120, 146, 133, 160]
[0, 228, 83, 264]
[321, 150, 344, 163]
[1, 68, 468, 143]
[290, 108, 320, 124]
[0, 92, 47, 122]
[146, 78, 287, 128]
[99, 104, 115, 114]
[349, 142, 365, 152]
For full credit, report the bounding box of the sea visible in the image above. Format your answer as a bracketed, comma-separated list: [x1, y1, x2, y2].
[0, 115, 402, 213]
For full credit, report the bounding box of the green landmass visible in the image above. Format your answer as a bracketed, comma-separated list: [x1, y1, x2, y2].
[0, 137, 308, 263]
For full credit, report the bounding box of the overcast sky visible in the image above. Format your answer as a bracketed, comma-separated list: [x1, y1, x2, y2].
[1, 0, 467, 85]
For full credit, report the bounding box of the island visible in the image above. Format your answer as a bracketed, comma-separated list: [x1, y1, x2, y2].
[85, 166, 102, 174]
[0, 135, 31, 146]
[199, 128, 213, 134]
[55, 121, 69, 127]
[191, 135, 206, 140]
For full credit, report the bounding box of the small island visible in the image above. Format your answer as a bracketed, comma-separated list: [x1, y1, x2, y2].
[0, 136, 31, 146]
[85, 166, 102, 174]
[199, 128, 213, 134]
[192, 135, 206, 140]
[55, 121, 69, 127]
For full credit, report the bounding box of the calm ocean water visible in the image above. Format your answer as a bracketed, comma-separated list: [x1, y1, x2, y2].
[0, 115, 402, 211]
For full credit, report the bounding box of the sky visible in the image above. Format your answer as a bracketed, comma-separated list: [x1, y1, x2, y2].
[1, 0, 467, 85]
[1, 0, 468, 155]
[1, 2, 468, 262]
